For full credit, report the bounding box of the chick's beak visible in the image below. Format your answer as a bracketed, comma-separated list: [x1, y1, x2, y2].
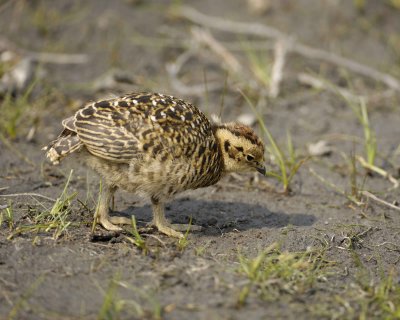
[255, 163, 266, 176]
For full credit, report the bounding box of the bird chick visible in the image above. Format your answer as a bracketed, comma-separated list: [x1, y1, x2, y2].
[44, 92, 266, 238]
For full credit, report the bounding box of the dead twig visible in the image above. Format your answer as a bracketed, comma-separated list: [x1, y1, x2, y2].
[180, 6, 284, 39]
[294, 44, 400, 92]
[372, 241, 400, 249]
[269, 39, 288, 98]
[0, 37, 88, 65]
[179, 6, 400, 92]
[362, 190, 400, 212]
[297, 73, 364, 103]
[357, 156, 399, 189]
[144, 234, 167, 247]
[0, 193, 56, 202]
[191, 26, 243, 74]
[298, 73, 396, 107]
[28, 52, 88, 65]
[309, 167, 364, 206]
[166, 46, 223, 95]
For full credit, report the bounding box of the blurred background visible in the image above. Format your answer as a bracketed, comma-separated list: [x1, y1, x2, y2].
[1, 0, 400, 197]
[0, 0, 399, 143]
[0, 0, 400, 196]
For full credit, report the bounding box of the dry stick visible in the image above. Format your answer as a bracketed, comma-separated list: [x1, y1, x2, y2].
[179, 6, 400, 92]
[373, 241, 400, 248]
[145, 234, 167, 247]
[0, 193, 56, 202]
[294, 44, 400, 91]
[28, 52, 88, 65]
[357, 156, 399, 189]
[191, 26, 243, 74]
[191, 27, 264, 94]
[166, 46, 223, 95]
[362, 190, 400, 212]
[0, 37, 88, 65]
[297, 73, 365, 103]
[269, 40, 288, 98]
[180, 6, 285, 39]
[309, 167, 363, 206]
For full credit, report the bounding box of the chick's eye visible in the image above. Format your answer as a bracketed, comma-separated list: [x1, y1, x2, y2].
[246, 154, 255, 161]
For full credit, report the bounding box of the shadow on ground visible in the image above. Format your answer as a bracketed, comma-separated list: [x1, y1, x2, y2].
[114, 199, 316, 234]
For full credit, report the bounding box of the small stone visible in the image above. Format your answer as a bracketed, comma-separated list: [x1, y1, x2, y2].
[0, 58, 36, 95]
[308, 140, 332, 157]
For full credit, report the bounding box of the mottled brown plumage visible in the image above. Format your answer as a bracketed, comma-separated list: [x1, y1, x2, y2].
[44, 92, 266, 237]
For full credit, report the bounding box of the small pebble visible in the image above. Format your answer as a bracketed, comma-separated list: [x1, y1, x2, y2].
[308, 140, 332, 157]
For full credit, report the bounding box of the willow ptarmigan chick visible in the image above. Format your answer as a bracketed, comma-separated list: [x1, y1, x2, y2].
[44, 92, 266, 238]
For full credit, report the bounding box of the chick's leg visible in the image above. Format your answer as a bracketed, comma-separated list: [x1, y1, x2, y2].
[95, 184, 130, 230]
[150, 198, 202, 238]
[151, 200, 183, 238]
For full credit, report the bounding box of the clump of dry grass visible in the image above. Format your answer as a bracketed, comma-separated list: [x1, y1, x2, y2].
[237, 242, 334, 306]
[7, 170, 76, 240]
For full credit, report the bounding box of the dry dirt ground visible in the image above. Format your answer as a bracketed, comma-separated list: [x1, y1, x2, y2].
[1, 1, 400, 319]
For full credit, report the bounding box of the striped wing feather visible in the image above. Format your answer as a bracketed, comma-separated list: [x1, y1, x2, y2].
[73, 93, 212, 163]
[74, 103, 141, 163]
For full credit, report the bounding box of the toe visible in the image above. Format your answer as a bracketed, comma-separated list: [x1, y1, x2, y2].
[157, 225, 184, 238]
[109, 216, 132, 225]
[99, 219, 123, 231]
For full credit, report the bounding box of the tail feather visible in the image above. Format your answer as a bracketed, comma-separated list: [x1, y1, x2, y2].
[43, 129, 82, 165]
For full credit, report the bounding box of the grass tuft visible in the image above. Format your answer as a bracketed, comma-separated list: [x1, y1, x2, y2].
[345, 97, 377, 167]
[8, 170, 76, 240]
[318, 255, 400, 319]
[177, 217, 192, 252]
[0, 202, 14, 231]
[309, 167, 364, 206]
[243, 44, 272, 89]
[0, 81, 36, 139]
[98, 274, 124, 320]
[125, 215, 148, 255]
[98, 275, 162, 320]
[237, 242, 334, 306]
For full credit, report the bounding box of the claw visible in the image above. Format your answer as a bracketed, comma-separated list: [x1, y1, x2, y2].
[98, 217, 123, 231]
[109, 216, 132, 225]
